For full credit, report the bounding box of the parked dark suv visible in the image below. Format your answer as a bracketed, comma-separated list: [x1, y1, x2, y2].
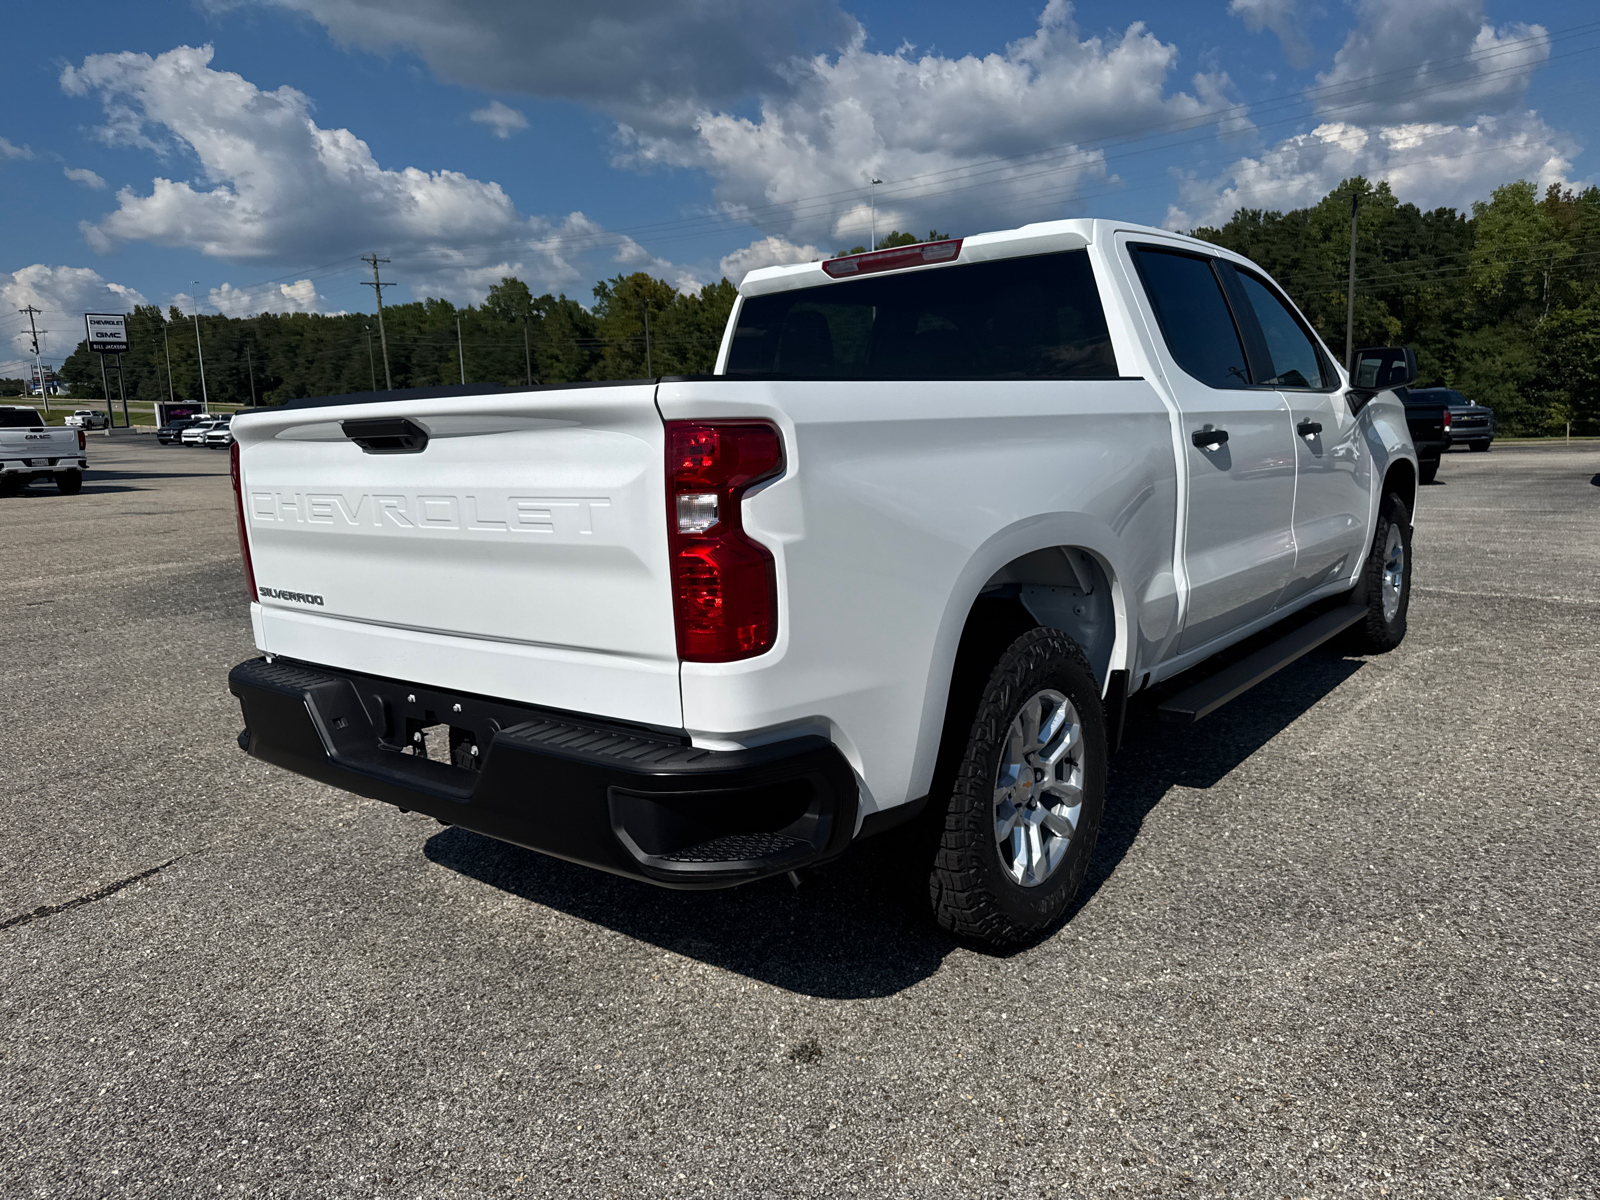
[1411, 387, 1495, 452]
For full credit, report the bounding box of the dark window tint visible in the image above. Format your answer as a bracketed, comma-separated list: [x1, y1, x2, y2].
[725, 250, 1117, 380]
[0, 408, 43, 427]
[1236, 272, 1329, 388]
[1131, 249, 1249, 389]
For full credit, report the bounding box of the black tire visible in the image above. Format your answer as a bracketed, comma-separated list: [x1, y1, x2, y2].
[1419, 458, 1439, 484]
[56, 469, 83, 495]
[1471, 440, 1490, 452]
[929, 628, 1107, 946]
[0, 475, 19, 496]
[1349, 491, 1411, 654]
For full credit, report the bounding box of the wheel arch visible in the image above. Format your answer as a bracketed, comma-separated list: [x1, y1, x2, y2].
[1383, 455, 1417, 516]
[906, 521, 1133, 805]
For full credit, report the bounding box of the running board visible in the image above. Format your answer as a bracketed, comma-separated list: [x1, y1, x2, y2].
[1158, 604, 1367, 724]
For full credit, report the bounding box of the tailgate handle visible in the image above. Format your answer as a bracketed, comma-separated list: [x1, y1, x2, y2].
[341, 417, 428, 454]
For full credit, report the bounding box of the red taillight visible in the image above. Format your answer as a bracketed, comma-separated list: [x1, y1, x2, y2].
[666, 420, 784, 662]
[77, 429, 86, 451]
[229, 439, 258, 602]
[1442, 408, 1452, 429]
[821, 238, 963, 278]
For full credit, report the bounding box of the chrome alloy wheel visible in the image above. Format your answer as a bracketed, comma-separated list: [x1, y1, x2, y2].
[1381, 522, 1406, 623]
[993, 688, 1085, 888]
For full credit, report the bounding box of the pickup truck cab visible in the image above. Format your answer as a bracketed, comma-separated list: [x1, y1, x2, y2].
[227, 219, 1421, 945]
[0, 407, 88, 494]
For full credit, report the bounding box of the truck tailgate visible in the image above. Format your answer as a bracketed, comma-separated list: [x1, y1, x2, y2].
[234, 387, 680, 726]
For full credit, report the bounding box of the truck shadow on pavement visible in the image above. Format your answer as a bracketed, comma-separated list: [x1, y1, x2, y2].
[425, 651, 1365, 1000]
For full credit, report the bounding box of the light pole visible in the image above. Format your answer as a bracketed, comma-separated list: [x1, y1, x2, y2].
[162, 318, 175, 407]
[191, 283, 210, 413]
[869, 178, 883, 251]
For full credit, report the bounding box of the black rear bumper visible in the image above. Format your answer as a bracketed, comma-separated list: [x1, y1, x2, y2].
[229, 657, 858, 889]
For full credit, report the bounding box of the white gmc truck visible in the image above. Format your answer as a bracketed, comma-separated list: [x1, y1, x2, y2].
[1, 407, 88, 494]
[227, 219, 1420, 946]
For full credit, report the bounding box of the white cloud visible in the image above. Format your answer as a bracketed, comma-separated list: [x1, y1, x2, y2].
[59, 45, 696, 305]
[1165, 113, 1580, 230]
[620, 2, 1239, 247]
[719, 235, 823, 285]
[1315, 0, 1549, 125]
[207, 278, 323, 316]
[63, 45, 527, 264]
[470, 100, 527, 139]
[1228, 0, 1318, 70]
[0, 137, 33, 160]
[63, 166, 106, 189]
[230, 0, 857, 132]
[0, 265, 149, 376]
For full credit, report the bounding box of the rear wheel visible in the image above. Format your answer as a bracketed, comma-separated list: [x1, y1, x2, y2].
[56, 469, 83, 495]
[1349, 491, 1411, 654]
[1419, 457, 1439, 484]
[929, 628, 1107, 946]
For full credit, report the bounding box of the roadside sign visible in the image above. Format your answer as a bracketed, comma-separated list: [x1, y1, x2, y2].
[85, 312, 129, 353]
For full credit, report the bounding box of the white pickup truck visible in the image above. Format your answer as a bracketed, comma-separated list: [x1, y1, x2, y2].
[1, 407, 88, 494]
[227, 219, 1420, 945]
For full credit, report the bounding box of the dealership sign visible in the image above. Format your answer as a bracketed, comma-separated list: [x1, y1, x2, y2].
[85, 312, 129, 353]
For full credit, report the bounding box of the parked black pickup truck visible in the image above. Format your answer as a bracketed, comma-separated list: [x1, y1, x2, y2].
[1352, 346, 1449, 485]
[1400, 388, 1451, 484]
[1410, 387, 1495, 451]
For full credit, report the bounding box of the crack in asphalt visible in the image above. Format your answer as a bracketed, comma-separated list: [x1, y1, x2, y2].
[0, 858, 179, 932]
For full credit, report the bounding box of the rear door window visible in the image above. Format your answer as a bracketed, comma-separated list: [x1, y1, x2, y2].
[1129, 248, 1250, 389]
[725, 250, 1118, 380]
[1234, 271, 1331, 389]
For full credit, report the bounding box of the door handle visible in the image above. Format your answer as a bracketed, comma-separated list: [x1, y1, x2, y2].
[1191, 427, 1229, 449]
[1297, 420, 1323, 437]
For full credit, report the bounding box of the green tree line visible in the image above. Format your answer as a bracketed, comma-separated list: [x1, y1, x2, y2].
[53, 185, 1600, 433]
[1193, 177, 1600, 434]
[57, 274, 737, 407]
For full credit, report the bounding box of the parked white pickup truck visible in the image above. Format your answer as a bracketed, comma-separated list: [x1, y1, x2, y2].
[1, 407, 88, 494]
[227, 219, 1420, 945]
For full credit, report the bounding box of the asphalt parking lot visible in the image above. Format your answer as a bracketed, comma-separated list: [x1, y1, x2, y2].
[2, 435, 1596, 1199]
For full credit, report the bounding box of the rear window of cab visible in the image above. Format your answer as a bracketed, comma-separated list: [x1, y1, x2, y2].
[726, 250, 1118, 380]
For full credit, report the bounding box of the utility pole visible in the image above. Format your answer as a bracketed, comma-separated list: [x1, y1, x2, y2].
[523, 317, 533, 387]
[869, 178, 883, 251]
[365, 325, 377, 391]
[360, 253, 393, 390]
[191, 283, 210, 412]
[19, 305, 48, 413]
[1345, 190, 1361, 371]
[456, 315, 466, 384]
[639, 301, 653, 377]
[245, 344, 257, 406]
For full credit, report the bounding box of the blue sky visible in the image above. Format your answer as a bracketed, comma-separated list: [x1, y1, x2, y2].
[2, 0, 1596, 375]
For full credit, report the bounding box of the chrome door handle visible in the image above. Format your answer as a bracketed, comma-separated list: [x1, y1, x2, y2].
[1191, 427, 1229, 449]
[1297, 420, 1323, 437]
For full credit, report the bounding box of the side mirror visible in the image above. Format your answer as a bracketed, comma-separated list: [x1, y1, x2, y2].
[1350, 346, 1418, 391]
